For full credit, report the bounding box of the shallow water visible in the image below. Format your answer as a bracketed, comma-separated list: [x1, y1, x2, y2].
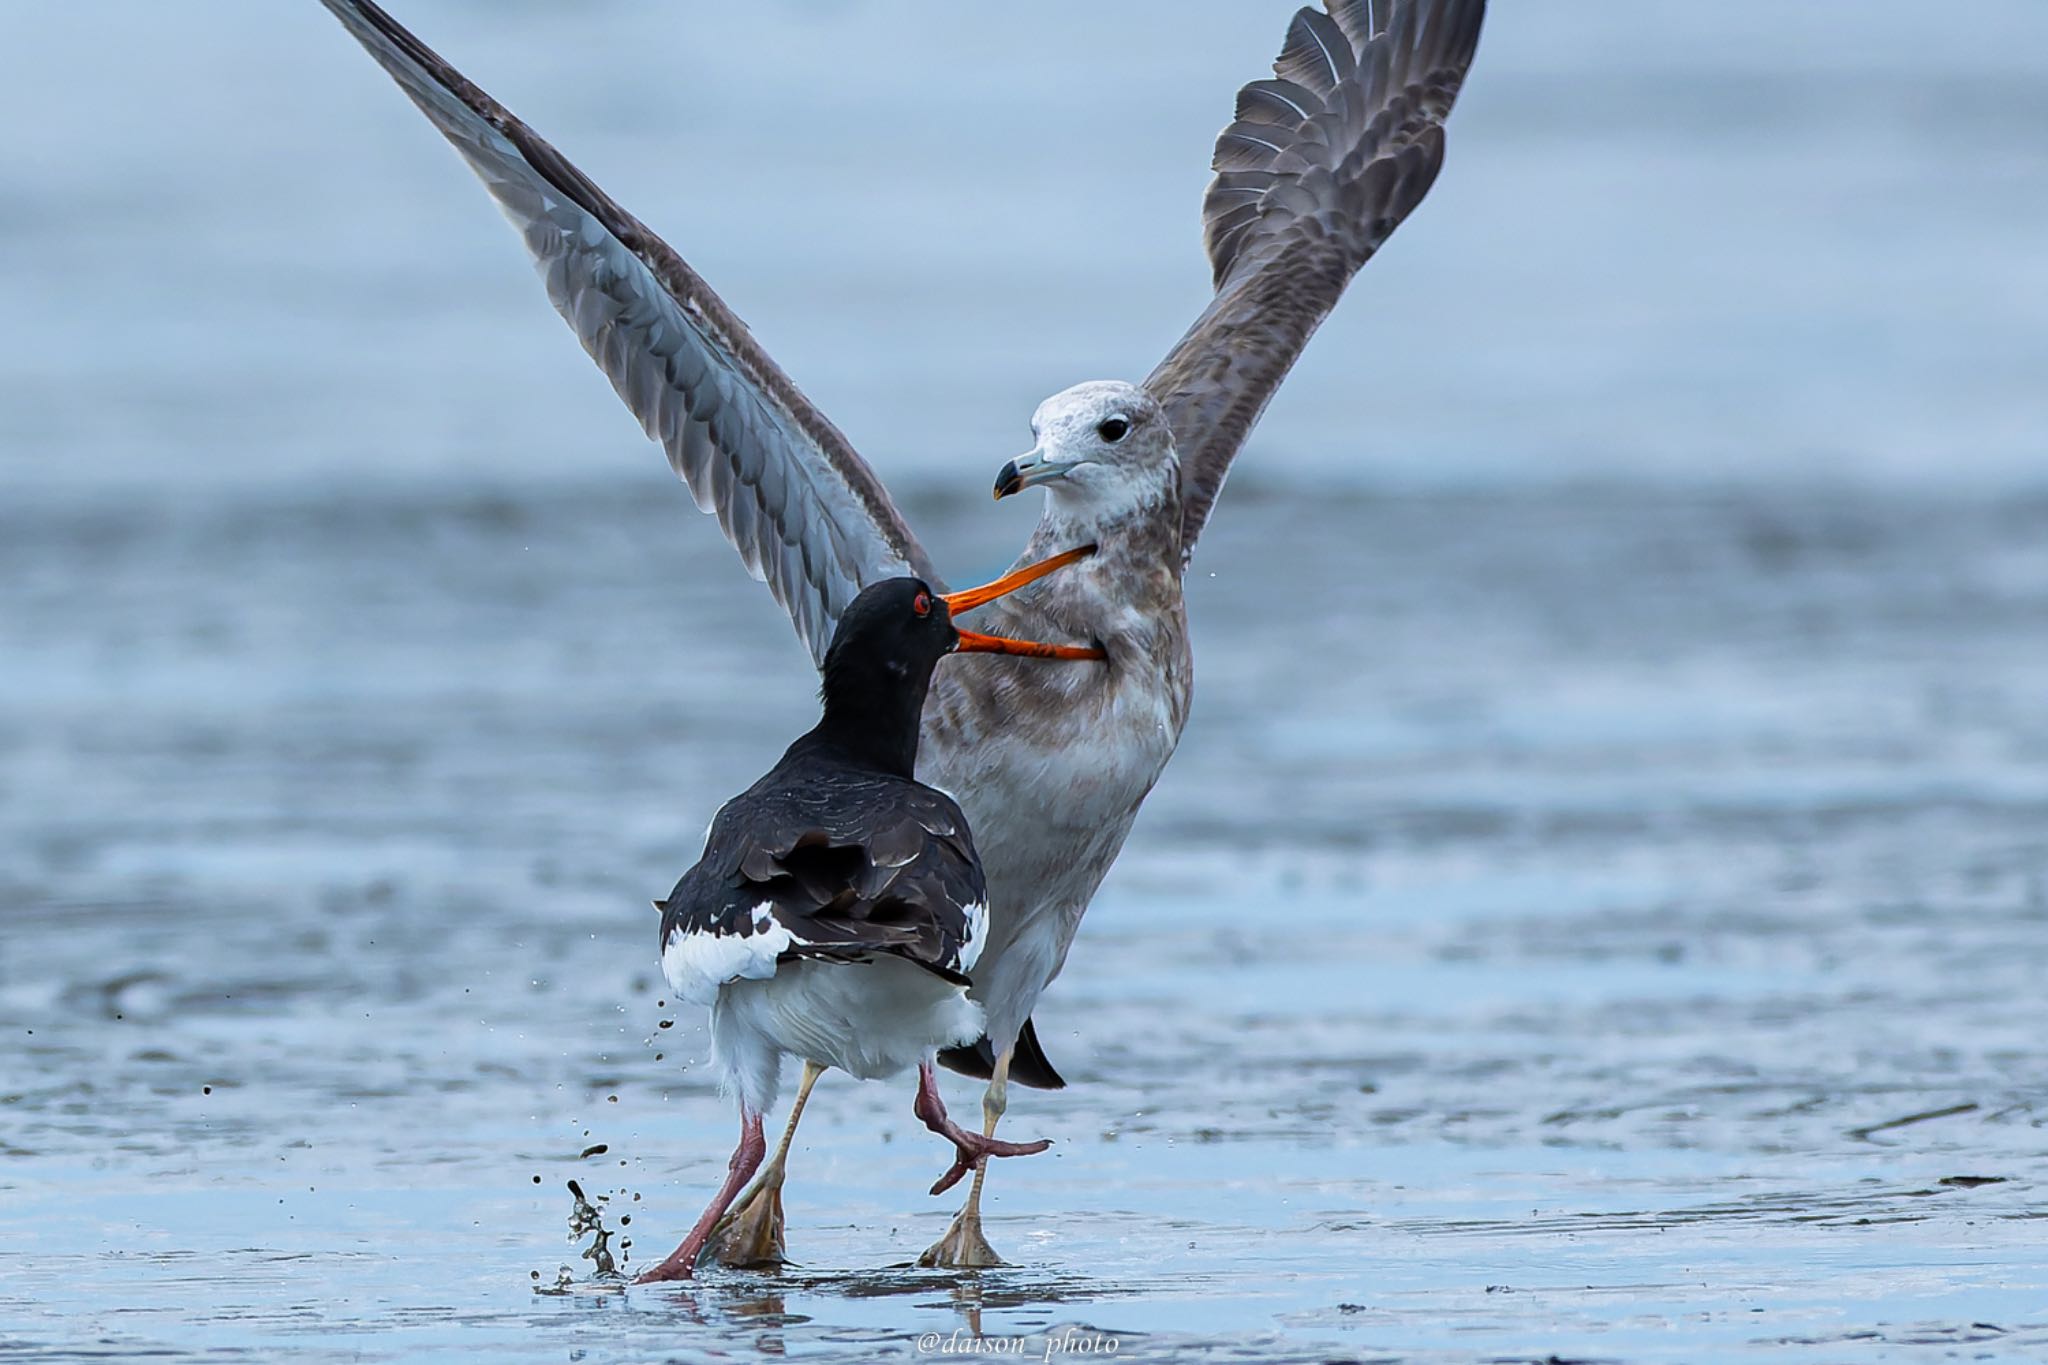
[6, 1, 2048, 1361]
[6, 486, 2048, 1363]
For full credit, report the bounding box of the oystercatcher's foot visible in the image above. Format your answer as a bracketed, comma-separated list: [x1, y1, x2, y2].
[912, 1062, 1049, 1197]
[633, 1110, 766, 1283]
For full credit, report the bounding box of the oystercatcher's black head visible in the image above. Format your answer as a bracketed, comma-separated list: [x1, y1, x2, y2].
[820, 577, 960, 704]
[813, 550, 1104, 776]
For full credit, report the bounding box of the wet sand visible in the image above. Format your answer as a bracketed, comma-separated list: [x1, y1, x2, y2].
[4, 486, 2046, 1362]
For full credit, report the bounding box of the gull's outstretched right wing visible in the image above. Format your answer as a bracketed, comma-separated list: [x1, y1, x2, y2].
[319, 1, 940, 665]
[1147, 0, 1486, 563]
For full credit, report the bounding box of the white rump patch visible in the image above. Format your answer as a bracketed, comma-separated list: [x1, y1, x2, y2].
[661, 903, 794, 1008]
[956, 901, 989, 974]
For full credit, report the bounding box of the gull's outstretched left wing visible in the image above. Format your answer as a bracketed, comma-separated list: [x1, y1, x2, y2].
[1147, 0, 1486, 563]
[319, 0, 941, 665]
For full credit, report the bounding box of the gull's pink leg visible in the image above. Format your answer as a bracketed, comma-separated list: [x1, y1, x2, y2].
[913, 1060, 1049, 1197]
[635, 1109, 767, 1283]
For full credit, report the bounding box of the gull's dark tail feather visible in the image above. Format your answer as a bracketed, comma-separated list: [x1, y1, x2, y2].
[938, 1018, 1066, 1091]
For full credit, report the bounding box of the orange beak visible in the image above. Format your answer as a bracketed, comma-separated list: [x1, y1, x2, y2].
[942, 544, 1105, 661]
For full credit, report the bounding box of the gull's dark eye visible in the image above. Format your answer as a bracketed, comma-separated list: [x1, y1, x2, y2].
[1096, 417, 1129, 444]
[912, 591, 932, 617]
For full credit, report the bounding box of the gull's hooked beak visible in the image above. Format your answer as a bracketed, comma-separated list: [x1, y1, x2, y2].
[942, 544, 1104, 661]
[993, 447, 1079, 500]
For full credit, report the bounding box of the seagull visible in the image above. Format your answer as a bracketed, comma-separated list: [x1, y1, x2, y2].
[318, 0, 1485, 1267]
[636, 551, 1102, 1282]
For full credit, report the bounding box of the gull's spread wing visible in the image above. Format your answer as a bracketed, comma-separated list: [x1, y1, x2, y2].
[320, 0, 939, 664]
[1147, 0, 1486, 561]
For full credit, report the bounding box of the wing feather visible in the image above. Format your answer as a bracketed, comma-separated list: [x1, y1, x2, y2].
[1147, 0, 1486, 563]
[659, 776, 986, 1003]
[1275, 8, 1356, 95]
[319, 0, 939, 665]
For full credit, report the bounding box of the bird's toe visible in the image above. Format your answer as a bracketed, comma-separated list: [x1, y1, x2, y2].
[707, 1177, 787, 1269]
[917, 1209, 1005, 1270]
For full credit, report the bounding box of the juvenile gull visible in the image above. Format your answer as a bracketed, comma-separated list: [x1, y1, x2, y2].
[318, 0, 1486, 1267]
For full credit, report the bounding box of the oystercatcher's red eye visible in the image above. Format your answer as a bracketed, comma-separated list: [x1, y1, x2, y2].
[912, 591, 932, 617]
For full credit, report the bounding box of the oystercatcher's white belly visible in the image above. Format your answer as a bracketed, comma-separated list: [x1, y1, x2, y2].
[710, 958, 983, 1113]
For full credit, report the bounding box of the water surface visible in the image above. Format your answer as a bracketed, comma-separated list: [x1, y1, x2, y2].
[6, 487, 2048, 1362]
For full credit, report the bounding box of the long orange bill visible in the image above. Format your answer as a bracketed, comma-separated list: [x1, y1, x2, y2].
[940, 543, 1098, 615]
[943, 543, 1104, 661]
[954, 629, 1102, 660]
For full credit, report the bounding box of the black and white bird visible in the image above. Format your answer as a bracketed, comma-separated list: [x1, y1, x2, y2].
[635, 550, 1101, 1284]
[318, 0, 1486, 1267]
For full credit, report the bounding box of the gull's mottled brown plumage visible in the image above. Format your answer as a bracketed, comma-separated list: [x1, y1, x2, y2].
[1150, 0, 1487, 561]
[922, 473, 1193, 1049]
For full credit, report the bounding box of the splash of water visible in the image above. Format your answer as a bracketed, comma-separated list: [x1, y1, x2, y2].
[566, 1178, 625, 1278]
[532, 1178, 632, 1292]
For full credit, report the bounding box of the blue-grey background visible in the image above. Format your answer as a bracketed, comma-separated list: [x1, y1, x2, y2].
[3, 3, 2046, 1363]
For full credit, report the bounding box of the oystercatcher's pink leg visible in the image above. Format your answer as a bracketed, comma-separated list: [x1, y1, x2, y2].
[635, 1109, 766, 1283]
[913, 1060, 1049, 1198]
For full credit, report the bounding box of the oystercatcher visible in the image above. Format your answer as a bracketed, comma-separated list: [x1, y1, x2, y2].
[320, 0, 1486, 1266]
[635, 548, 1101, 1283]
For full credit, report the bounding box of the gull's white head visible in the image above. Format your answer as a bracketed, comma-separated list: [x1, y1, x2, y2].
[993, 380, 1177, 525]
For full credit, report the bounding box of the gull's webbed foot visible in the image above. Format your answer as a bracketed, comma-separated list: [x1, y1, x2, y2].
[706, 1169, 786, 1269]
[917, 1204, 1005, 1269]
